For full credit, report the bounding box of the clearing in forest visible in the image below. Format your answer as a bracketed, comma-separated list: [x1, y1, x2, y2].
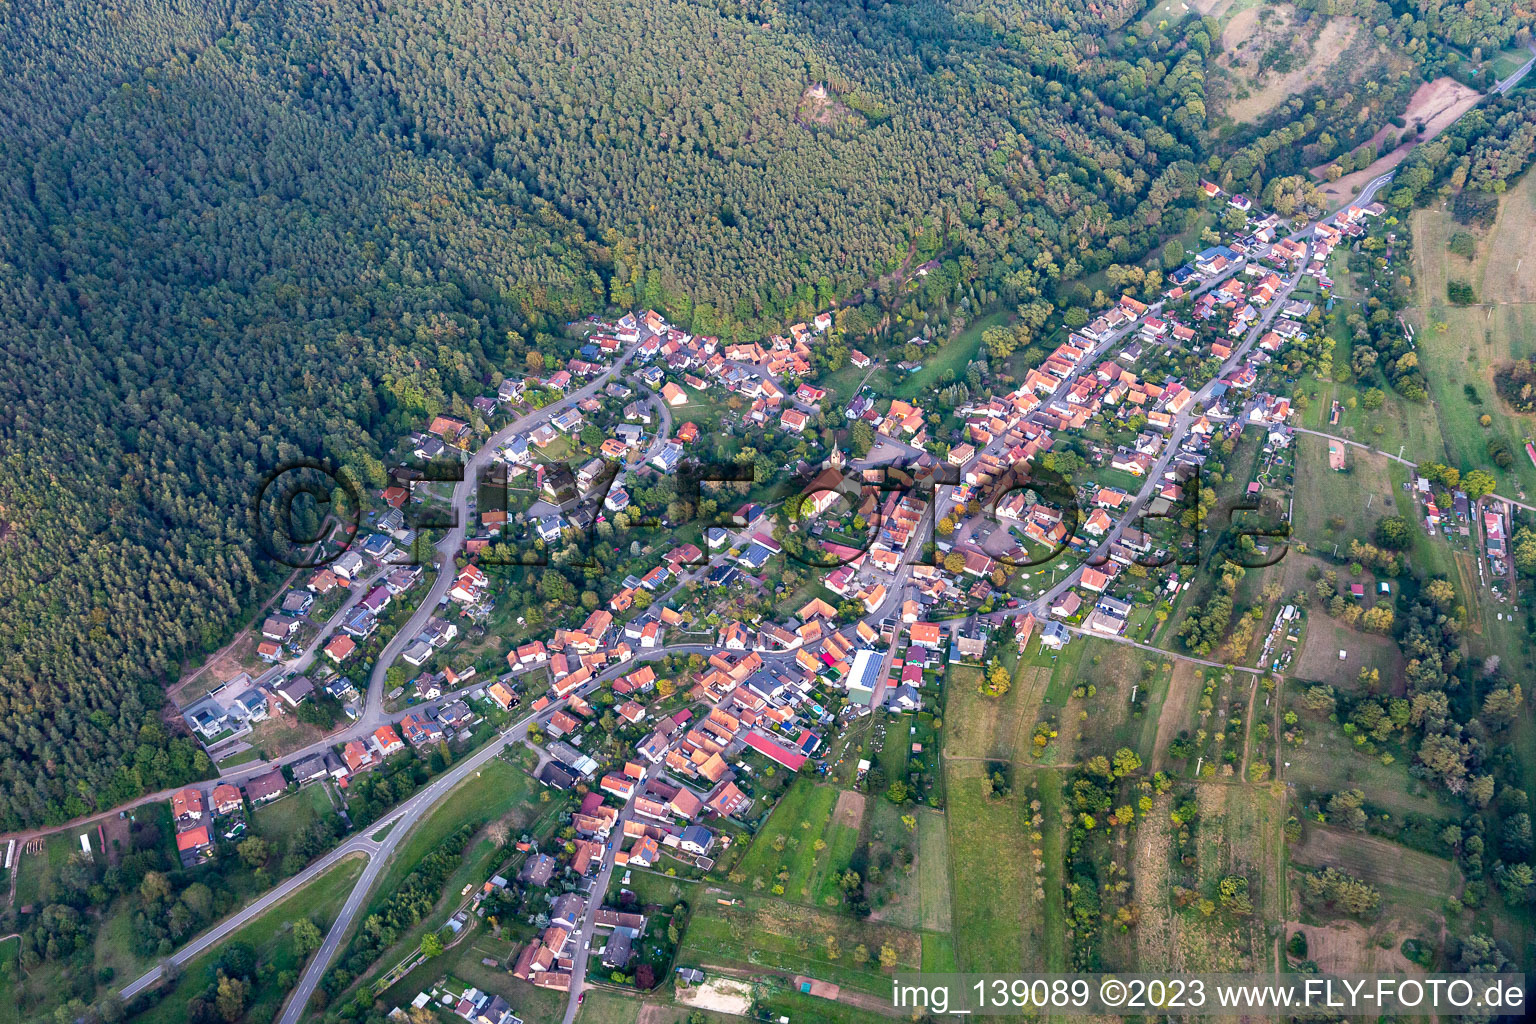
[1217, 9, 1366, 126]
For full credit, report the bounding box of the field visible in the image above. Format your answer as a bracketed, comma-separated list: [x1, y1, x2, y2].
[253, 781, 339, 860]
[126, 854, 367, 1024]
[1132, 784, 1286, 973]
[1294, 378, 1443, 474]
[942, 760, 1042, 974]
[1216, 6, 1366, 126]
[1151, 661, 1201, 770]
[676, 896, 922, 996]
[11, 830, 84, 909]
[915, 809, 953, 934]
[1291, 613, 1404, 690]
[1282, 702, 1457, 820]
[575, 990, 640, 1024]
[372, 755, 536, 904]
[938, 635, 1177, 974]
[1289, 433, 1401, 552]
[1290, 824, 1460, 912]
[941, 660, 1041, 764]
[891, 309, 1008, 400]
[1185, 784, 1285, 970]
[734, 778, 858, 905]
[1408, 168, 1536, 501]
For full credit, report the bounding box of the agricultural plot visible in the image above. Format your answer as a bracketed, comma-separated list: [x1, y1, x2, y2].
[1168, 667, 1251, 782]
[1289, 434, 1401, 553]
[1151, 661, 1202, 771]
[1064, 640, 1169, 761]
[1131, 783, 1285, 973]
[1130, 791, 1180, 973]
[916, 809, 953, 934]
[1187, 784, 1285, 970]
[921, 931, 958, 973]
[1409, 170, 1536, 500]
[1008, 638, 1162, 768]
[942, 761, 1040, 974]
[863, 798, 954, 940]
[1290, 824, 1460, 913]
[734, 779, 857, 906]
[676, 896, 921, 996]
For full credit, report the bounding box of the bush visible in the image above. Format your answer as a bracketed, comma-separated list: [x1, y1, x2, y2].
[1287, 931, 1308, 958]
[1452, 190, 1499, 228]
[1447, 280, 1476, 304]
[1447, 232, 1477, 260]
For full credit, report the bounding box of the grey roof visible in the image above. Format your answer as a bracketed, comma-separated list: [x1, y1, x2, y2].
[291, 755, 328, 782]
[601, 928, 633, 969]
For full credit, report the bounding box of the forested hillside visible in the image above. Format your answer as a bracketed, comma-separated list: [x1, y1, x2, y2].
[0, 0, 1514, 828]
[1292, 0, 1534, 55]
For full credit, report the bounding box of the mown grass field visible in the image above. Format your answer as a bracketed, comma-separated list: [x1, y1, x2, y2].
[1290, 433, 1402, 553]
[1292, 613, 1405, 691]
[916, 809, 953, 934]
[12, 830, 84, 909]
[574, 990, 640, 1024]
[253, 781, 338, 858]
[943, 761, 1040, 974]
[891, 309, 1009, 400]
[372, 755, 534, 904]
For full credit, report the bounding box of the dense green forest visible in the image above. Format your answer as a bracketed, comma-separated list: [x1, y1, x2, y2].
[0, 0, 1524, 829]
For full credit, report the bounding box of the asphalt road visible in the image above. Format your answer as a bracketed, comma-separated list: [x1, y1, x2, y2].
[1493, 44, 1536, 95]
[1024, 174, 1395, 615]
[361, 345, 644, 726]
[0, 347, 655, 853]
[558, 773, 642, 1024]
[119, 691, 550, 1016]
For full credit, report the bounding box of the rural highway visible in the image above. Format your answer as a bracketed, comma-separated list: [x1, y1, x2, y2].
[1492, 44, 1536, 96]
[0, 344, 653, 850]
[119, 692, 548, 1015]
